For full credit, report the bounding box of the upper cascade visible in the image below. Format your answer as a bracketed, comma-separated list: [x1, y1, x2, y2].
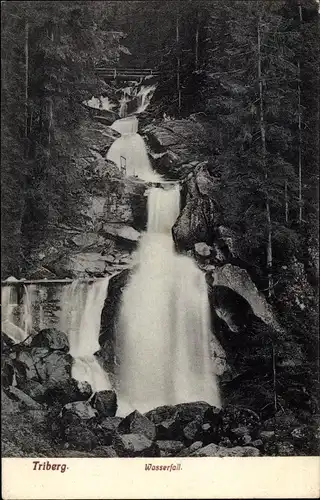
[107, 116, 161, 183]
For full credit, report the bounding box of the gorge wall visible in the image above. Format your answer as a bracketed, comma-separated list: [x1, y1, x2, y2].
[2, 78, 318, 458]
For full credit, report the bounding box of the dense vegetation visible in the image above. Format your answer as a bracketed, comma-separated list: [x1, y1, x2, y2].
[1, 0, 319, 453]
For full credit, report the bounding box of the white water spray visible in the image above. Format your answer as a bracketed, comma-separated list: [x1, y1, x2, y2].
[59, 277, 112, 392]
[118, 185, 220, 415]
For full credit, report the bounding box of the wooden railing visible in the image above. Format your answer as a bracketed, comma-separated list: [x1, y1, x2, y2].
[95, 66, 161, 80]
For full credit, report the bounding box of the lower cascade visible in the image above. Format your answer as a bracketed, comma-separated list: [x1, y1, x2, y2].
[59, 278, 112, 392]
[117, 184, 221, 415]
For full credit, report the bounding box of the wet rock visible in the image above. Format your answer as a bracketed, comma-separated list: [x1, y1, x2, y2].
[156, 416, 180, 440]
[43, 352, 73, 386]
[60, 401, 97, 425]
[144, 405, 178, 424]
[192, 444, 260, 457]
[200, 422, 220, 445]
[44, 378, 92, 406]
[194, 242, 212, 257]
[99, 267, 132, 348]
[17, 380, 47, 402]
[60, 252, 107, 277]
[64, 423, 99, 451]
[1, 332, 16, 352]
[194, 163, 220, 198]
[241, 434, 252, 445]
[204, 405, 223, 420]
[172, 198, 216, 250]
[118, 410, 156, 440]
[2, 358, 14, 387]
[95, 416, 123, 445]
[156, 441, 185, 457]
[259, 430, 275, 442]
[6, 386, 43, 409]
[30, 328, 69, 352]
[183, 416, 203, 442]
[18, 347, 50, 381]
[90, 390, 117, 418]
[145, 402, 213, 440]
[102, 223, 140, 243]
[210, 264, 283, 333]
[113, 433, 160, 457]
[174, 402, 214, 426]
[2, 389, 20, 414]
[71, 232, 105, 250]
[144, 119, 208, 172]
[251, 439, 263, 449]
[177, 441, 203, 457]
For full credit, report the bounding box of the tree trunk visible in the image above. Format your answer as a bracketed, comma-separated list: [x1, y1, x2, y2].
[297, 2, 303, 223]
[272, 342, 278, 414]
[24, 20, 29, 155]
[176, 11, 181, 116]
[285, 179, 289, 224]
[195, 10, 200, 71]
[257, 15, 273, 297]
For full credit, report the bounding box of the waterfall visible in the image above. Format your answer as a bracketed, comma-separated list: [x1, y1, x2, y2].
[107, 116, 161, 183]
[22, 284, 36, 336]
[117, 185, 220, 415]
[59, 277, 112, 392]
[1, 283, 36, 342]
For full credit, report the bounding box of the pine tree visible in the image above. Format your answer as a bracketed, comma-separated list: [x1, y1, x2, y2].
[1, 1, 122, 277]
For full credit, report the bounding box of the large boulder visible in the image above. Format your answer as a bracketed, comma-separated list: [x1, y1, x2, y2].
[58, 252, 107, 278]
[93, 416, 123, 445]
[156, 440, 185, 457]
[172, 198, 217, 250]
[118, 410, 156, 440]
[43, 379, 92, 406]
[102, 223, 140, 243]
[99, 267, 132, 350]
[30, 328, 69, 352]
[71, 232, 106, 250]
[144, 402, 213, 441]
[60, 401, 97, 426]
[144, 119, 209, 177]
[113, 433, 160, 457]
[209, 264, 283, 333]
[64, 423, 99, 451]
[90, 390, 117, 418]
[5, 386, 43, 410]
[177, 441, 203, 457]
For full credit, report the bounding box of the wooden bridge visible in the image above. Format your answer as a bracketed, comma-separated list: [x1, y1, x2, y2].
[95, 66, 161, 81]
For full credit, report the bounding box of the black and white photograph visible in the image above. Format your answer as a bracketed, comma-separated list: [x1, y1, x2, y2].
[1, 0, 319, 497]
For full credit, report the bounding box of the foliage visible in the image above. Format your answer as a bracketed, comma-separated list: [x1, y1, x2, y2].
[1, 1, 123, 276]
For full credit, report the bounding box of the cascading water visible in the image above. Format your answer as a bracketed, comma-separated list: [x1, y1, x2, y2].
[107, 116, 161, 182]
[117, 185, 221, 415]
[59, 277, 112, 392]
[1, 282, 36, 342]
